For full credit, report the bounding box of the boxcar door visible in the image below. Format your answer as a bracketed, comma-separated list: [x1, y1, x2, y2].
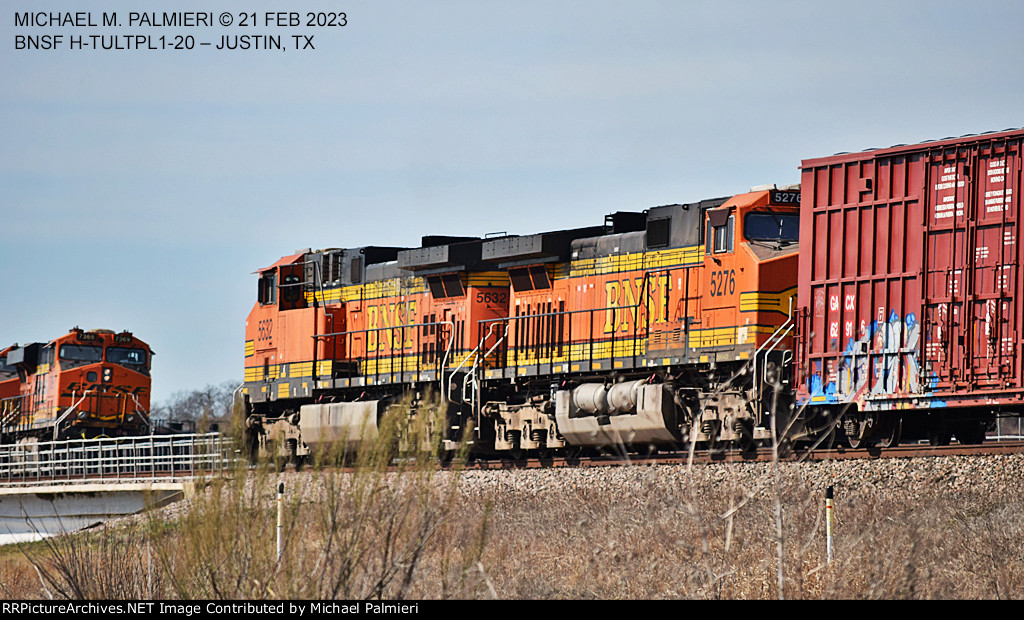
[924, 139, 1023, 390]
[923, 149, 973, 388]
[967, 144, 1021, 387]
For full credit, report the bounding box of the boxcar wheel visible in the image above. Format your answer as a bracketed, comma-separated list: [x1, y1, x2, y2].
[877, 418, 901, 449]
[845, 431, 871, 449]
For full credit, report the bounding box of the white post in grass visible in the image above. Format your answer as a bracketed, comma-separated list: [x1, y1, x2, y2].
[277, 482, 284, 562]
[826, 485, 834, 563]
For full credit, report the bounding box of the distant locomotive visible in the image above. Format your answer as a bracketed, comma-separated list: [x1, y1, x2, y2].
[0, 328, 153, 443]
[242, 128, 1024, 464]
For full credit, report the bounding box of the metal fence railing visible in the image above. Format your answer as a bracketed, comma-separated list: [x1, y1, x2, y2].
[0, 433, 235, 486]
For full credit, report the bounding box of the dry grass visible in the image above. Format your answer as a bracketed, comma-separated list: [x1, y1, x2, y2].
[3, 442, 1024, 599]
[466, 466, 1024, 599]
[5, 396, 488, 600]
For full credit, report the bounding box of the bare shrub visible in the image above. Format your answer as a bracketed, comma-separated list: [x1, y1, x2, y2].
[18, 523, 157, 599]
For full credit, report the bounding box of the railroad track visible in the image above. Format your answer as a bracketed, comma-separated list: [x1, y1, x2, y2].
[5, 438, 1023, 482]
[448, 440, 1024, 470]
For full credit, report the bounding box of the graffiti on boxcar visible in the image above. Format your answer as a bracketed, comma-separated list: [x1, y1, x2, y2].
[810, 309, 922, 403]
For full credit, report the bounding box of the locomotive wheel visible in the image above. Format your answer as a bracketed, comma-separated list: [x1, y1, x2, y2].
[245, 435, 261, 466]
[928, 430, 952, 446]
[735, 433, 756, 455]
[732, 419, 755, 454]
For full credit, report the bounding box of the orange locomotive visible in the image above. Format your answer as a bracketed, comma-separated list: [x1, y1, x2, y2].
[243, 239, 510, 460]
[243, 185, 801, 462]
[0, 328, 153, 443]
[479, 187, 800, 452]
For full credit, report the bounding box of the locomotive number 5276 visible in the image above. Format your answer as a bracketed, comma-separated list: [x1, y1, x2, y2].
[709, 269, 736, 297]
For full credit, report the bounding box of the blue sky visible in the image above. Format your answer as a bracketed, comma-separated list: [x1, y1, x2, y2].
[2, 0, 1022, 404]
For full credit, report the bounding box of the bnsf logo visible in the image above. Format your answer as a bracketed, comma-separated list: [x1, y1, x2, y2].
[603, 276, 671, 334]
[367, 300, 419, 352]
[61, 382, 148, 397]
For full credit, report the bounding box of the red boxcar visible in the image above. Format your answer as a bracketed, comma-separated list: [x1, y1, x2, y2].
[795, 128, 1024, 446]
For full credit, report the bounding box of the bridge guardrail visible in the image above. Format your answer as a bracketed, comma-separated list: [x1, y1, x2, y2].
[0, 433, 236, 485]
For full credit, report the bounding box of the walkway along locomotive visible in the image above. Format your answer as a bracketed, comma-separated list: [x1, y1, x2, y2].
[241, 128, 1024, 463]
[0, 328, 153, 444]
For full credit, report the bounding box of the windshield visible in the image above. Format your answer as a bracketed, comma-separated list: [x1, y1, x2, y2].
[744, 212, 799, 243]
[59, 344, 103, 362]
[107, 347, 148, 367]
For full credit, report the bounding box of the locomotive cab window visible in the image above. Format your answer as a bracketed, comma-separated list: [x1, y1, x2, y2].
[706, 211, 734, 254]
[277, 263, 308, 310]
[107, 347, 149, 369]
[744, 212, 799, 244]
[258, 271, 277, 305]
[39, 344, 54, 367]
[59, 344, 102, 369]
